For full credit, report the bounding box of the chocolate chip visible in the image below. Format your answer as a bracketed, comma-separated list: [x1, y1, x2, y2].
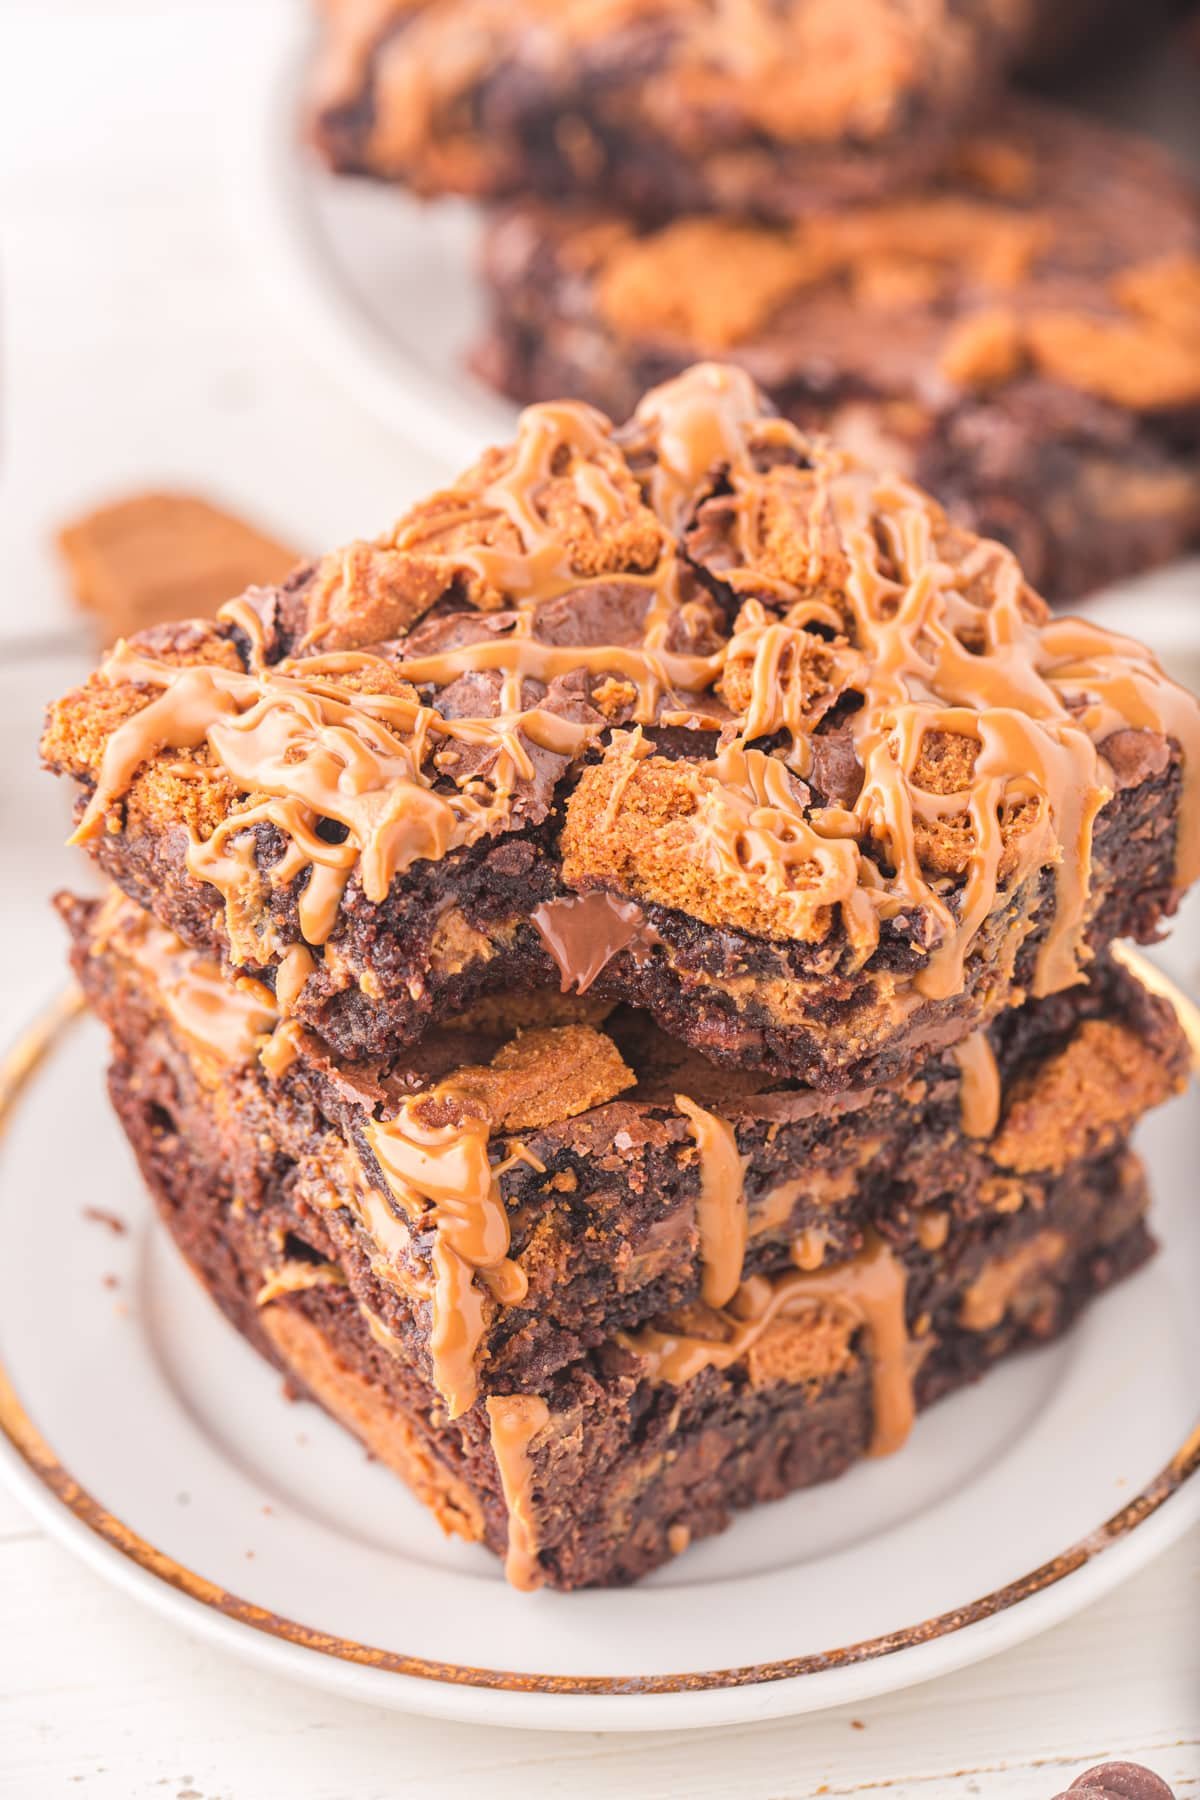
[1051, 1760, 1177, 1799]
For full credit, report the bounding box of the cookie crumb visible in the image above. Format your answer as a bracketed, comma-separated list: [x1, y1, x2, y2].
[82, 1206, 127, 1235]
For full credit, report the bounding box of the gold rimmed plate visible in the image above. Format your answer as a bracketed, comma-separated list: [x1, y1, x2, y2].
[0, 957, 1197, 1732]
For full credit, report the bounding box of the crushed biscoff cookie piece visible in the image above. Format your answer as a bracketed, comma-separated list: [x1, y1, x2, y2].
[58, 491, 299, 644]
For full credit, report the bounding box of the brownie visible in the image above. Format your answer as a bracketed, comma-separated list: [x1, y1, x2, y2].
[1017, 0, 1182, 76]
[100, 1002, 1158, 1588]
[475, 101, 1200, 599]
[42, 366, 1200, 1084]
[310, 0, 1033, 223]
[65, 890, 1188, 1428]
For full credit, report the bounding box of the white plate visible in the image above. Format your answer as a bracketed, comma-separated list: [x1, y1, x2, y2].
[1, 972, 1198, 1732]
[237, 19, 1200, 482]
[237, 22, 515, 474]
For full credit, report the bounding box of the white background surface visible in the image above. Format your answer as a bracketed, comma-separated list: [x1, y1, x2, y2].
[0, 1, 1197, 1793]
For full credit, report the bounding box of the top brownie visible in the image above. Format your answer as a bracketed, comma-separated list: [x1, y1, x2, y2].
[309, 0, 1032, 222]
[42, 363, 1200, 1084]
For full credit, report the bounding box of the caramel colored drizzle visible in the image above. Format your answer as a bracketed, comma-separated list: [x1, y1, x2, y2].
[953, 1030, 1002, 1139]
[633, 355, 783, 532]
[365, 1093, 526, 1419]
[112, 900, 277, 1068]
[115, 897, 312, 1087]
[624, 1233, 912, 1458]
[255, 1261, 346, 1306]
[915, 1210, 950, 1252]
[71, 641, 595, 965]
[792, 1225, 831, 1270]
[275, 943, 315, 1012]
[959, 1230, 1067, 1331]
[1037, 612, 1200, 887]
[360, 1302, 409, 1357]
[749, 1176, 808, 1238]
[675, 1094, 748, 1308]
[64, 363, 1199, 1016]
[259, 1018, 309, 1080]
[485, 1395, 550, 1592]
[293, 1145, 433, 1311]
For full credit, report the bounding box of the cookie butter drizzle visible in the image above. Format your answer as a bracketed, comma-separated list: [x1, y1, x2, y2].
[952, 1030, 1002, 1138]
[70, 362, 1200, 995]
[99, 893, 327, 1086]
[98, 888, 569, 1424]
[675, 1095, 748, 1307]
[485, 1395, 550, 1592]
[63, 366, 1200, 1386]
[364, 1094, 531, 1418]
[623, 1232, 912, 1457]
[106, 899, 277, 1068]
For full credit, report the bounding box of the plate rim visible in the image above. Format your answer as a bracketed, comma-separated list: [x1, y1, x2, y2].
[2, 962, 1199, 1729]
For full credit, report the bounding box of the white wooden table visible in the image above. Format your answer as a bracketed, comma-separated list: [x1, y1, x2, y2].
[1, 4, 1197, 1793]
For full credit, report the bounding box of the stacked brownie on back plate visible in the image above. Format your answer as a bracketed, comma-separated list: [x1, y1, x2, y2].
[44, 364, 1200, 1587]
[306, 0, 1200, 602]
[310, 0, 1036, 219]
[474, 100, 1200, 602]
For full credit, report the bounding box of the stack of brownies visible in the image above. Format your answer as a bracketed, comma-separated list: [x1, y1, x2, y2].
[309, 0, 1200, 602]
[44, 363, 1200, 1588]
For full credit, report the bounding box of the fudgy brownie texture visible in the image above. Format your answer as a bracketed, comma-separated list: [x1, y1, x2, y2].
[42, 367, 1200, 1085]
[1017, 0, 1184, 77]
[310, 0, 1032, 223]
[476, 102, 1200, 600]
[102, 1010, 1156, 1588]
[66, 890, 1188, 1430]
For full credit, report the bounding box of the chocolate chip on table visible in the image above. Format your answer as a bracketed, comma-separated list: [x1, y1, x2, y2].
[1049, 1760, 1177, 1798]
